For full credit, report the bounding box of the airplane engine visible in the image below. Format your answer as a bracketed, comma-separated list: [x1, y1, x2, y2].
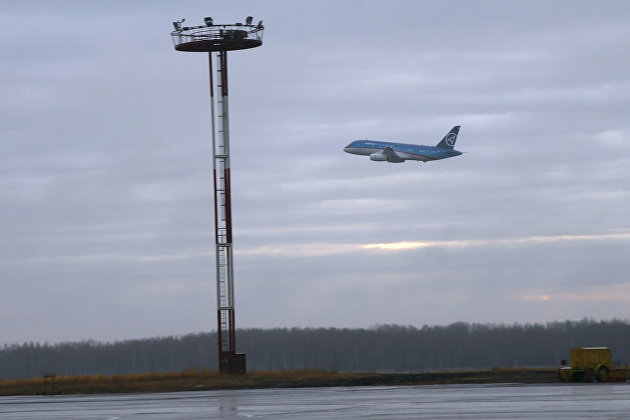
[369, 152, 387, 161]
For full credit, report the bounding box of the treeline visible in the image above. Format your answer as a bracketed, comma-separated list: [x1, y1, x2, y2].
[2, 319, 630, 379]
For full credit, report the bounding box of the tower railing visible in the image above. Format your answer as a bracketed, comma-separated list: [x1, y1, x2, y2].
[171, 23, 264, 52]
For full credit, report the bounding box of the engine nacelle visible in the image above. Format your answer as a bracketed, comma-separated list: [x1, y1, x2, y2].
[369, 152, 387, 161]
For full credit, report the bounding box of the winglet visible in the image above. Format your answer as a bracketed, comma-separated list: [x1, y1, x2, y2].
[435, 126, 460, 149]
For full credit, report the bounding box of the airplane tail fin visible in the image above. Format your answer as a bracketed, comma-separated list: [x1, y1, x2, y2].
[435, 126, 460, 149]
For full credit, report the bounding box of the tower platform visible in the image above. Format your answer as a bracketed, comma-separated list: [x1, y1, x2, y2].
[171, 21, 264, 52]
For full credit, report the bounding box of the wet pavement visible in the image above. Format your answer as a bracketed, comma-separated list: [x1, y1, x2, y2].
[1, 383, 629, 419]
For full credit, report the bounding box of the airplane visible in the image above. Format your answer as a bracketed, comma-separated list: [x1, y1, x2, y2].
[343, 126, 462, 163]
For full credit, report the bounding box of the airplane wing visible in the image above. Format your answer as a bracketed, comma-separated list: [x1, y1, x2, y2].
[382, 146, 397, 158]
[382, 146, 404, 163]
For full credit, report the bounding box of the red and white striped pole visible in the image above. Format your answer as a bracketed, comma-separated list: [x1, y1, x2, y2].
[210, 50, 242, 373]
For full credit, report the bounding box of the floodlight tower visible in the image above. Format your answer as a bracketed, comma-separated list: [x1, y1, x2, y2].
[170, 16, 263, 374]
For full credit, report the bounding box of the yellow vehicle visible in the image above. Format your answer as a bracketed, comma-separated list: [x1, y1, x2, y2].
[558, 347, 624, 382]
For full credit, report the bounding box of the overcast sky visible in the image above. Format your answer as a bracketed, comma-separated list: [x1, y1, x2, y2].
[2, 0, 630, 345]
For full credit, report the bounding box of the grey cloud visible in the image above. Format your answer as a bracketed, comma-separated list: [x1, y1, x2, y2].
[1, 0, 630, 344]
